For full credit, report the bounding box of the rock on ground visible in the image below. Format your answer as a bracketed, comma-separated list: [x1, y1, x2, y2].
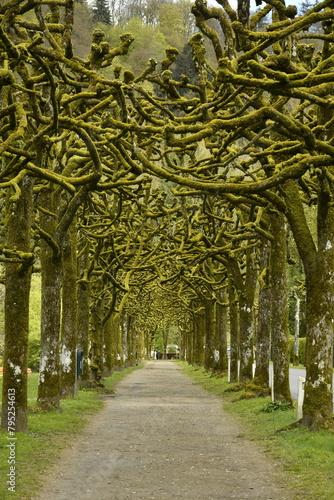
[35, 360, 293, 500]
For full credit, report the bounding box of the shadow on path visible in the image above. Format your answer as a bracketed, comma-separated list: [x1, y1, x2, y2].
[36, 361, 292, 500]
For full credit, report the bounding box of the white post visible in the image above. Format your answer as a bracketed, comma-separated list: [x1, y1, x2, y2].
[269, 364, 274, 402]
[228, 357, 231, 382]
[237, 359, 240, 382]
[252, 362, 256, 378]
[297, 376, 305, 420]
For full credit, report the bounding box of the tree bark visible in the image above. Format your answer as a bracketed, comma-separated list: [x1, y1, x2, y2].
[302, 175, 334, 427]
[204, 297, 216, 371]
[214, 287, 228, 373]
[60, 222, 78, 398]
[293, 293, 300, 366]
[1, 176, 34, 432]
[193, 307, 205, 365]
[270, 210, 292, 403]
[284, 178, 334, 426]
[122, 312, 130, 366]
[254, 239, 271, 387]
[37, 189, 61, 410]
[228, 274, 239, 382]
[89, 306, 103, 384]
[230, 247, 257, 381]
[77, 242, 91, 386]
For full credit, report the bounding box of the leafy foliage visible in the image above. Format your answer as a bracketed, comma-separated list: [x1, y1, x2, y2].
[259, 400, 293, 413]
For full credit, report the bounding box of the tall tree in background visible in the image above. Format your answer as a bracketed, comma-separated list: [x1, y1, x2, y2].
[92, 0, 112, 24]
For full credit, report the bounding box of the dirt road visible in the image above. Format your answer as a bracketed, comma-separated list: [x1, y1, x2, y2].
[35, 361, 293, 500]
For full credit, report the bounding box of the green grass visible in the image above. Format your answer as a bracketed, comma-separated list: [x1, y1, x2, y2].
[0, 364, 145, 499]
[177, 361, 334, 500]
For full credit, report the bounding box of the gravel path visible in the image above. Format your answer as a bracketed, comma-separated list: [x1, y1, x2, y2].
[35, 360, 293, 500]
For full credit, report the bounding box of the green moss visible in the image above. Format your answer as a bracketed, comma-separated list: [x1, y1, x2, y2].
[303, 382, 334, 429]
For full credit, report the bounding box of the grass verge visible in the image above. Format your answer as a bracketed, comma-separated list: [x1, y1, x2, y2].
[0, 363, 145, 499]
[177, 360, 334, 500]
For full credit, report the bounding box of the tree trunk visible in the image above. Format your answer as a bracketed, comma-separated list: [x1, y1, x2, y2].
[60, 223, 78, 398]
[228, 274, 239, 382]
[284, 177, 334, 427]
[254, 239, 271, 387]
[270, 210, 292, 403]
[122, 312, 129, 366]
[1, 176, 34, 432]
[102, 316, 114, 376]
[196, 310, 206, 366]
[293, 293, 300, 366]
[214, 287, 228, 373]
[302, 176, 334, 427]
[237, 247, 257, 380]
[187, 318, 195, 364]
[128, 316, 138, 365]
[77, 242, 91, 386]
[195, 308, 205, 366]
[90, 308, 103, 384]
[37, 190, 61, 411]
[204, 298, 216, 371]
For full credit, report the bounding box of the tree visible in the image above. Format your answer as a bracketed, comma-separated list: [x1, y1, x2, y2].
[92, 0, 112, 24]
[0, 1, 137, 418]
[2, 0, 334, 432]
[1, 177, 34, 432]
[119, 0, 334, 427]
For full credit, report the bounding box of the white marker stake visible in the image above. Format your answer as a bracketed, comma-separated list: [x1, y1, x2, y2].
[269, 364, 274, 402]
[297, 376, 305, 420]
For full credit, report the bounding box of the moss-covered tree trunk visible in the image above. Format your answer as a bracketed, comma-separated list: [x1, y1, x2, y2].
[60, 222, 78, 398]
[102, 317, 114, 376]
[228, 274, 239, 382]
[303, 175, 334, 427]
[204, 297, 216, 371]
[1, 176, 34, 432]
[230, 248, 257, 381]
[179, 325, 186, 361]
[186, 319, 195, 364]
[284, 177, 334, 426]
[90, 308, 103, 383]
[214, 287, 228, 373]
[194, 308, 205, 366]
[122, 312, 130, 366]
[293, 293, 300, 367]
[270, 211, 292, 403]
[128, 315, 138, 365]
[135, 319, 145, 362]
[37, 190, 61, 410]
[254, 240, 271, 387]
[77, 242, 91, 386]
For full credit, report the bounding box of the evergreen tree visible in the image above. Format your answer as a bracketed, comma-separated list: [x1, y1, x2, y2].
[299, 0, 318, 15]
[92, 0, 112, 24]
[172, 43, 197, 96]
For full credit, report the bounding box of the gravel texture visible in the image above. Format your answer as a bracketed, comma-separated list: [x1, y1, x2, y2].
[35, 360, 293, 500]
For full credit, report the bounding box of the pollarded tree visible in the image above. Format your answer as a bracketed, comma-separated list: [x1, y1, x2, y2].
[0, 0, 137, 418]
[116, 0, 334, 426]
[1, 176, 35, 432]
